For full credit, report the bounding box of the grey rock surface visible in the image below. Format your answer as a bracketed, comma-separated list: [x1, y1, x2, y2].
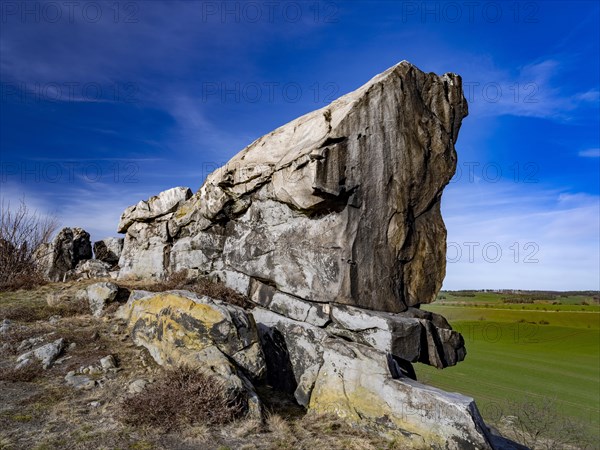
[309, 339, 493, 450]
[35, 227, 93, 282]
[17, 338, 65, 369]
[77, 282, 119, 317]
[117, 61, 467, 313]
[93, 237, 124, 266]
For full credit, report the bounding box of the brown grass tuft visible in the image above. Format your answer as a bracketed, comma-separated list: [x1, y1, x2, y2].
[0, 361, 41, 382]
[121, 366, 244, 431]
[144, 271, 252, 309]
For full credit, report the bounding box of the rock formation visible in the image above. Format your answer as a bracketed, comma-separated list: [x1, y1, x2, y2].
[111, 62, 496, 447]
[117, 61, 466, 314]
[35, 227, 92, 281]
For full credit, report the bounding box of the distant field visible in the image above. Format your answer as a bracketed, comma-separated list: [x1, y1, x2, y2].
[417, 291, 600, 448]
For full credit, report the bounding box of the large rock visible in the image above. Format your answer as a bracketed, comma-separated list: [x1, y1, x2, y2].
[117, 62, 467, 313]
[309, 339, 493, 449]
[252, 307, 328, 406]
[93, 237, 124, 266]
[118, 290, 265, 417]
[118, 187, 192, 279]
[65, 259, 111, 281]
[77, 282, 119, 317]
[17, 338, 65, 369]
[35, 227, 92, 282]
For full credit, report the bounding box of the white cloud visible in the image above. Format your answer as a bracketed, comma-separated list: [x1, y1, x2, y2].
[578, 148, 600, 158]
[442, 181, 600, 290]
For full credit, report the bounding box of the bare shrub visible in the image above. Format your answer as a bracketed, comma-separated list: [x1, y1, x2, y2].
[121, 366, 244, 431]
[0, 198, 58, 291]
[146, 271, 252, 309]
[500, 397, 594, 449]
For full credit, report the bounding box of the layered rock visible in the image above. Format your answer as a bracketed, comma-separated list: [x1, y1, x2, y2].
[117, 61, 467, 313]
[118, 187, 192, 279]
[112, 62, 493, 446]
[35, 227, 93, 282]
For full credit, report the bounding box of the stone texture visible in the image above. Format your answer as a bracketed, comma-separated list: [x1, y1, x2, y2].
[328, 304, 466, 368]
[77, 282, 119, 317]
[65, 259, 111, 281]
[93, 237, 124, 266]
[118, 290, 265, 417]
[309, 339, 492, 450]
[117, 61, 467, 313]
[35, 227, 93, 282]
[17, 338, 64, 369]
[252, 307, 328, 407]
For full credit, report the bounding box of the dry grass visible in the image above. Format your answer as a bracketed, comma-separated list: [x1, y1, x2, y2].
[121, 366, 244, 431]
[0, 362, 41, 382]
[140, 271, 252, 309]
[0, 297, 89, 322]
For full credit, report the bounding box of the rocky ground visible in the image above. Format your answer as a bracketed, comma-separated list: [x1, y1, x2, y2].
[0, 281, 421, 450]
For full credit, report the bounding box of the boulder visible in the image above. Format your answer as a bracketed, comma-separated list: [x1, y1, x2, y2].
[35, 227, 92, 282]
[17, 338, 65, 369]
[93, 237, 124, 266]
[117, 61, 467, 313]
[309, 339, 493, 450]
[65, 259, 111, 281]
[118, 290, 265, 417]
[77, 282, 119, 317]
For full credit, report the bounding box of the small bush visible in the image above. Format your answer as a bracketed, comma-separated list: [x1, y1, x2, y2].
[538, 320, 550, 325]
[146, 272, 252, 309]
[121, 366, 244, 431]
[0, 198, 58, 291]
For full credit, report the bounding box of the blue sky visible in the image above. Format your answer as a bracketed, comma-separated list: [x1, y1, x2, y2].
[1, 0, 598, 290]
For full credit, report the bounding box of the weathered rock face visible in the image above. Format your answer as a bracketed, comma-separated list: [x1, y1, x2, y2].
[250, 307, 487, 446]
[93, 237, 124, 266]
[35, 227, 93, 282]
[117, 61, 467, 313]
[309, 339, 492, 450]
[77, 282, 119, 317]
[117, 290, 266, 417]
[118, 187, 192, 279]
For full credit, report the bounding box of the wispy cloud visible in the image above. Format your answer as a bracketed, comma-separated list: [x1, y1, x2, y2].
[442, 180, 600, 290]
[460, 56, 599, 122]
[578, 148, 600, 158]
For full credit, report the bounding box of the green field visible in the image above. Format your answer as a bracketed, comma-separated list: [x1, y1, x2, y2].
[416, 291, 600, 448]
